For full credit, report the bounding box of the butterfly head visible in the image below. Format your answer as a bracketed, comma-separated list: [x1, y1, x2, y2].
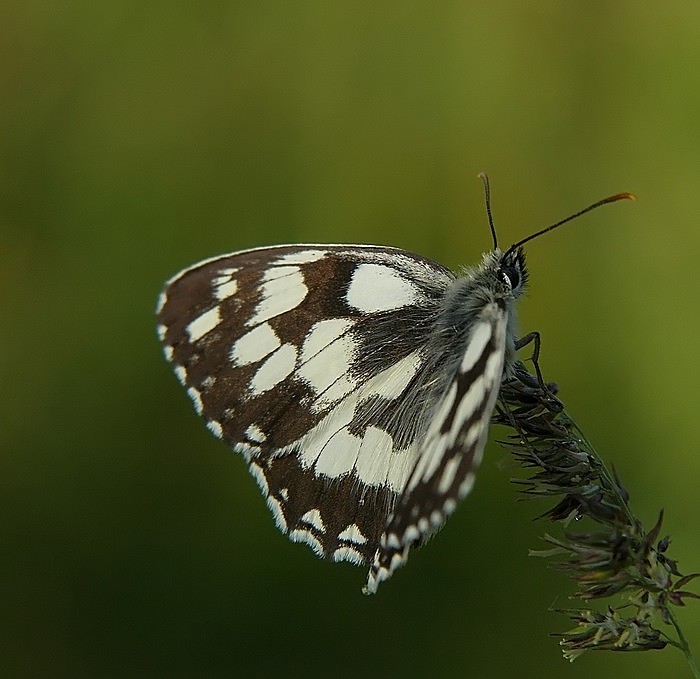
[473, 246, 528, 304]
[497, 246, 528, 298]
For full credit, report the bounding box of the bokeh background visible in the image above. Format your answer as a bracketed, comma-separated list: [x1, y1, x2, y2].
[3, 3, 700, 677]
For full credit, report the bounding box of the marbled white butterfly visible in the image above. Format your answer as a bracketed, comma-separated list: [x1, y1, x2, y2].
[156, 176, 632, 594]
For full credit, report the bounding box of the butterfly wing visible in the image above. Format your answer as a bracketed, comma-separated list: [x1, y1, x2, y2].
[364, 304, 508, 593]
[157, 244, 457, 567]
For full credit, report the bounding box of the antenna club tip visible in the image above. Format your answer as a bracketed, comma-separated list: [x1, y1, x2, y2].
[589, 192, 636, 211]
[610, 192, 636, 203]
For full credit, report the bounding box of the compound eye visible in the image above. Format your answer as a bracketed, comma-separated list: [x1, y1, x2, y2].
[500, 267, 519, 290]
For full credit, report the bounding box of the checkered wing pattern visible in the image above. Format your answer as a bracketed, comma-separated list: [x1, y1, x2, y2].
[157, 243, 523, 593]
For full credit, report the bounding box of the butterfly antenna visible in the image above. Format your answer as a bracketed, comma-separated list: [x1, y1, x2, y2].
[478, 172, 499, 249]
[508, 191, 636, 252]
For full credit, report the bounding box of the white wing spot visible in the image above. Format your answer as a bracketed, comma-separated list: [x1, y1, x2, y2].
[230, 322, 281, 366]
[436, 455, 461, 495]
[174, 365, 187, 385]
[390, 552, 406, 571]
[313, 374, 356, 409]
[313, 427, 361, 478]
[267, 496, 288, 532]
[214, 278, 238, 300]
[345, 263, 421, 313]
[156, 291, 167, 314]
[235, 441, 260, 458]
[214, 258, 240, 283]
[206, 420, 223, 438]
[458, 472, 476, 499]
[300, 508, 326, 533]
[289, 528, 324, 557]
[386, 533, 401, 550]
[443, 498, 457, 515]
[298, 332, 356, 402]
[245, 424, 267, 443]
[365, 351, 422, 400]
[276, 250, 327, 265]
[300, 318, 354, 363]
[386, 443, 418, 493]
[338, 523, 368, 545]
[248, 462, 269, 495]
[261, 265, 300, 281]
[332, 546, 365, 564]
[163, 345, 173, 361]
[460, 319, 492, 372]
[187, 387, 203, 415]
[248, 266, 307, 326]
[249, 343, 298, 394]
[462, 418, 483, 451]
[403, 525, 420, 544]
[210, 267, 239, 286]
[354, 426, 396, 488]
[186, 306, 221, 343]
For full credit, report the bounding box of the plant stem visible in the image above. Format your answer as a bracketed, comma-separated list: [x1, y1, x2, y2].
[668, 608, 699, 678]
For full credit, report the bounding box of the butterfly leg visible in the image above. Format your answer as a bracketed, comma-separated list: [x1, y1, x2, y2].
[515, 331, 545, 385]
[515, 332, 563, 412]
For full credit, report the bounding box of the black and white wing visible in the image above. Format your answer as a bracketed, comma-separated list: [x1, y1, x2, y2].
[156, 244, 515, 593]
[364, 303, 508, 593]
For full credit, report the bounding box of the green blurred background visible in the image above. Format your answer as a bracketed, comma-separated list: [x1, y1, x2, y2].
[3, 2, 699, 677]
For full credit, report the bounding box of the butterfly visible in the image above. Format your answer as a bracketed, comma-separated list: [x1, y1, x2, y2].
[156, 175, 632, 594]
